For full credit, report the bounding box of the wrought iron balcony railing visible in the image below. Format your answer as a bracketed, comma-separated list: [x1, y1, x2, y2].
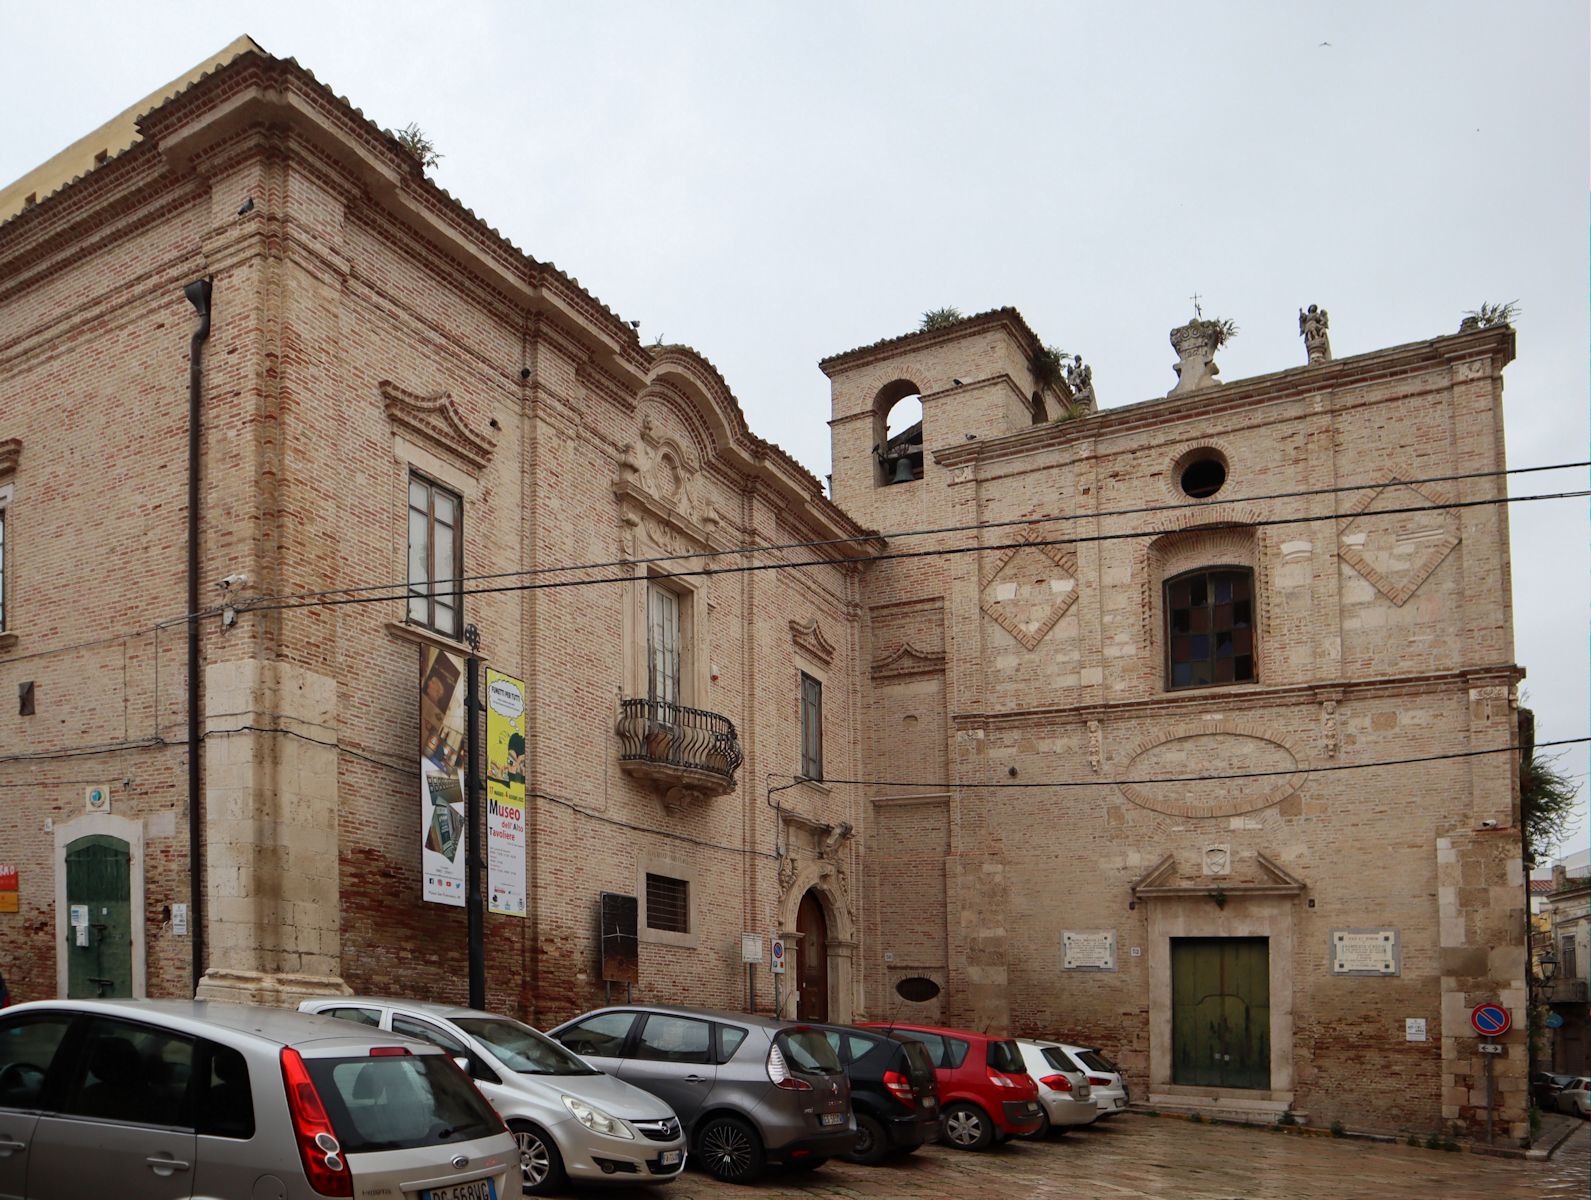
[616, 698, 743, 806]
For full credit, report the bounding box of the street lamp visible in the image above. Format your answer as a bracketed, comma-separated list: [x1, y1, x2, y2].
[1539, 945, 1559, 985]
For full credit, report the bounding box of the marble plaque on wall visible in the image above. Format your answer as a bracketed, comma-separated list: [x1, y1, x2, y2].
[1331, 928, 1400, 976]
[1062, 929, 1117, 971]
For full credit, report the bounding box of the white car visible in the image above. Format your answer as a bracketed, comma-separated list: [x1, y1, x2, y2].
[301, 997, 686, 1194]
[1558, 1077, 1590, 1117]
[1014, 1039, 1096, 1135]
[1044, 1042, 1131, 1119]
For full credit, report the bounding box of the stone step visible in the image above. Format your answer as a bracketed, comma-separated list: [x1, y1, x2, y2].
[1141, 1094, 1309, 1127]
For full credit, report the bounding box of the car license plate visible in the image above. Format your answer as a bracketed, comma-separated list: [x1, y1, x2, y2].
[820, 1112, 846, 1126]
[424, 1181, 495, 1200]
[1025, 1102, 1040, 1115]
[923, 1096, 936, 1108]
[660, 1150, 682, 1166]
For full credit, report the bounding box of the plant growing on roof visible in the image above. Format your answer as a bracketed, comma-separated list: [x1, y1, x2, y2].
[395, 123, 443, 171]
[1462, 300, 1520, 328]
[1520, 751, 1579, 862]
[920, 306, 964, 331]
[1187, 316, 1239, 349]
[1029, 344, 1068, 389]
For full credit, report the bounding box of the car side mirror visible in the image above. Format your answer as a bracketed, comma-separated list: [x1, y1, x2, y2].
[453, 1056, 471, 1074]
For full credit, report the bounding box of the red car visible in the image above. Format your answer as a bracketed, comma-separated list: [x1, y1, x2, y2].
[858, 1021, 1042, 1149]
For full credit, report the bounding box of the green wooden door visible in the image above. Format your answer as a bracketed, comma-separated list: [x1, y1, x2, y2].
[1171, 937, 1270, 1089]
[64, 835, 132, 998]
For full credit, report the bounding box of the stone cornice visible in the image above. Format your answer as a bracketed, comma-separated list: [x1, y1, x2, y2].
[819, 306, 1045, 376]
[935, 326, 1515, 471]
[950, 665, 1525, 729]
[380, 380, 496, 474]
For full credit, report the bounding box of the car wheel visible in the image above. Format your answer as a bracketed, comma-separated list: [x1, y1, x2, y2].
[941, 1102, 994, 1151]
[846, 1113, 890, 1165]
[509, 1121, 566, 1196]
[1022, 1109, 1052, 1140]
[697, 1115, 766, 1184]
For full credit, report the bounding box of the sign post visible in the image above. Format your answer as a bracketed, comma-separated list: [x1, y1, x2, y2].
[1470, 1003, 1510, 1144]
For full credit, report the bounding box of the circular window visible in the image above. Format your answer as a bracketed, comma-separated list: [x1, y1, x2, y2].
[1178, 453, 1227, 499]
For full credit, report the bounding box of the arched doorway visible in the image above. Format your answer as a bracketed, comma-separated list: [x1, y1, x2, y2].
[796, 890, 829, 1022]
[64, 834, 132, 998]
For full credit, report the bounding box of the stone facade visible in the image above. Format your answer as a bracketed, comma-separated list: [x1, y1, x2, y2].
[0, 46, 1528, 1145]
[822, 312, 1525, 1141]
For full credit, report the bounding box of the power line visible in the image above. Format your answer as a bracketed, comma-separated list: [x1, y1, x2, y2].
[793, 737, 1588, 791]
[235, 458, 1589, 611]
[238, 486, 1588, 615]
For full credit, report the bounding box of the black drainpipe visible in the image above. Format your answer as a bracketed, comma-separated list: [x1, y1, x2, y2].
[183, 277, 212, 997]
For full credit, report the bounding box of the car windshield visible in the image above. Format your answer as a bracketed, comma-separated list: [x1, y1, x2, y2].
[1076, 1049, 1117, 1074]
[987, 1040, 1026, 1074]
[305, 1054, 501, 1154]
[777, 1029, 844, 1074]
[454, 1017, 600, 1075]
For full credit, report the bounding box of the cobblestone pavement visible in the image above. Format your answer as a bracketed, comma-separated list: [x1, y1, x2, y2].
[573, 1115, 1590, 1200]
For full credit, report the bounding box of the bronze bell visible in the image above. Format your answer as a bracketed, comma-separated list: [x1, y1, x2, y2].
[890, 455, 917, 484]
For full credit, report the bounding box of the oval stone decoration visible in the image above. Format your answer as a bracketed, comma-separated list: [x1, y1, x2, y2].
[1116, 721, 1304, 817]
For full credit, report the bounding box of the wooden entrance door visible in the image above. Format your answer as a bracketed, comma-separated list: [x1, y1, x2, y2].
[65, 835, 132, 998]
[1171, 937, 1270, 1089]
[796, 891, 828, 1022]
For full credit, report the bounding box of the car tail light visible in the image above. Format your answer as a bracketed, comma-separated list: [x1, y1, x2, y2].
[280, 1048, 353, 1198]
[987, 1069, 1017, 1088]
[883, 1069, 916, 1107]
[1039, 1073, 1073, 1092]
[369, 1046, 411, 1057]
[766, 1041, 812, 1090]
[1088, 1075, 1111, 1087]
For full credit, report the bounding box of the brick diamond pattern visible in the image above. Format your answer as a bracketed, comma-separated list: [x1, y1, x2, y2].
[980, 533, 1079, 651]
[1338, 482, 1460, 607]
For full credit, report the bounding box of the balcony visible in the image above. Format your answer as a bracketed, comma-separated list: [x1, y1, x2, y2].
[616, 698, 743, 810]
[1543, 977, 1588, 1006]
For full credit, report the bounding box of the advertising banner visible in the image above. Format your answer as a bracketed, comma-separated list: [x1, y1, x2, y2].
[486, 669, 528, 918]
[420, 646, 468, 906]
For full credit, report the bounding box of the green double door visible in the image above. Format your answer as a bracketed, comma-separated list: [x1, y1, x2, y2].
[64, 834, 133, 998]
[1171, 937, 1270, 1090]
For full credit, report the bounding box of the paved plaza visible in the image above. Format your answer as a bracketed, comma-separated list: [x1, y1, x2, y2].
[612, 1115, 1589, 1200]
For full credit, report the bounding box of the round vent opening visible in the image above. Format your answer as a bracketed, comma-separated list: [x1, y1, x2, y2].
[1179, 454, 1228, 499]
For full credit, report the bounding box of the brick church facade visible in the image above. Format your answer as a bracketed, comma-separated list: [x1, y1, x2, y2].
[0, 45, 1528, 1140]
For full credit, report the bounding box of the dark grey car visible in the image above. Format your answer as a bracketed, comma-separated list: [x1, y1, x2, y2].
[548, 1005, 853, 1184]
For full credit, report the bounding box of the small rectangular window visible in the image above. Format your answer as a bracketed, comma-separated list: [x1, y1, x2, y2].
[406, 474, 462, 638]
[1165, 567, 1255, 690]
[800, 672, 823, 781]
[647, 584, 682, 707]
[645, 873, 689, 933]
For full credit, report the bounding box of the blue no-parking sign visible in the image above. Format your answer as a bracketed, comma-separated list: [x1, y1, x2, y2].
[1470, 1003, 1510, 1036]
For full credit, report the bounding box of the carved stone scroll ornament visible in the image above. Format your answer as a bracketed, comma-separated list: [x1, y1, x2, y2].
[1167, 320, 1225, 396]
[1088, 720, 1103, 773]
[1299, 304, 1332, 364]
[778, 850, 799, 896]
[1321, 700, 1339, 758]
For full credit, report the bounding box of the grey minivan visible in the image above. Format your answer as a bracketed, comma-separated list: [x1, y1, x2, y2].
[0, 998, 520, 1200]
[548, 1006, 853, 1184]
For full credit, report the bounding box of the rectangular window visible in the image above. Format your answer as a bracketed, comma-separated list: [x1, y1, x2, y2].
[1563, 936, 1578, 982]
[1166, 568, 1255, 689]
[645, 872, 689, 933]
[647, 583, 682, 707]
[407, 474, 462, 638]
[800, 672, 823, 780]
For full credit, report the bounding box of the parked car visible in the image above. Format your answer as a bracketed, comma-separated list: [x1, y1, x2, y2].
[301, 996, 687, 1194]
[1557, 1077, 1591, 1117]
[807, 1023, 939, 1163]
[857, 1021, 1042, 1149]
[1013, 1039, 1096, 1135]
[1531, 1071, 1577, 1110]
[0, 997, 519, 1200]
[1042, 1042, 1131, 1118]
[547, 1005, 852, 1183]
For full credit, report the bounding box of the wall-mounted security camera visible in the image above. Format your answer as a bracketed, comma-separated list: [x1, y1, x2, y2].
[216, 573, 249, 591]
[1479, 818, 1498, 829]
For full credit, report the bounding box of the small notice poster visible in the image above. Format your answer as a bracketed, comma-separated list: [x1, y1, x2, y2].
[1062, 929, 1117, 971]
[1405, 1018, 1427, 1042]
[485, 670, 528, 918]
[1332, 929, 1400, 976]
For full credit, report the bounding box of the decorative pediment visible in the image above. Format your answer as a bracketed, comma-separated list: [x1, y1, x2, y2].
[380, 381, 496, 474]
[870, 641, 946, 679]
[1130, 850, 1307, 901]
[615, 407, 722, 553]
[789, 619, 836, 665]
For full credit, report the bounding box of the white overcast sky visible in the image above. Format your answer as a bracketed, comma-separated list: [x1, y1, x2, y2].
[5, 2, 1587, 851]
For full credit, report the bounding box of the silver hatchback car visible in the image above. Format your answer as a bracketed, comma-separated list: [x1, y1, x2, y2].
[0, 998, 519, 1200]
[301, 997, 687, 1194]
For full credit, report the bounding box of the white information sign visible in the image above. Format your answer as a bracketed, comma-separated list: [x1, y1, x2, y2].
[740, 933, 764, 963]
[1405, 1017, 1427, 1042]
[172, 903, 188, 936]
[1062, 929, 1117, 971]
[1332, 929, 1400, 976]
[69, 904, 89, 928]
